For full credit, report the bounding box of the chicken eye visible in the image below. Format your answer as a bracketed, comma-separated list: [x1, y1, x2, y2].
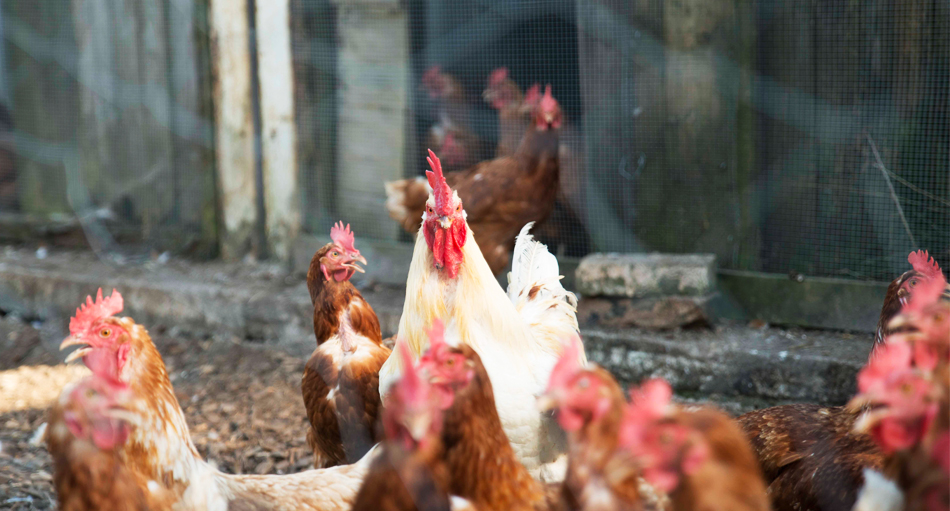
[427, 206, 433, 214]
[576, 377, 589, 389]
[455, 204, 461, 212]
[99, 328, 111, 338]
[910, 279, 918, 287]
[331, 251, 340, 257]
[445, 358, 455, 367]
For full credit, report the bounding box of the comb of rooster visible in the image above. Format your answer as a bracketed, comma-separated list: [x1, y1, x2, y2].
[908, 250, 943, 280]
[69, 289, 124, 336]
[546, 337, 584, 391]
[488, 67, 509, 86]
[330, 221, 357, 253]
[524, 83, 541, 106]
[539, 85, 557, 112]
[394, 339, 424, 403]
[425, 149, 453, 213]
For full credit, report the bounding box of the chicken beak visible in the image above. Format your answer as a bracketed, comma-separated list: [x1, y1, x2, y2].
[536, 392, 559, 412]
[342, 253, 367, 274]
[439, 216, 453, 229]
[61, 335, 92, 363]
[405, 413, 431, 442]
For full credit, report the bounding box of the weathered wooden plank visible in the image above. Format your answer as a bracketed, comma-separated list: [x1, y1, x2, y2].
[166, 0, 218, 256]
[715, 270, 888, 333]
[4, 0, 79, 214]
[576, 0, 657, 253]
[209, 0, 257, 259]
[291, 0, 337, 235]
[109, 0, 175, 239]
[256, 0, 299, 260]
[332, 0, 409, 242]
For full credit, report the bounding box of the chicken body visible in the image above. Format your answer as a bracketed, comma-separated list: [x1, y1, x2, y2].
[304, 242, 390, 467]
[61, 296, 375, 510]
[385, 99, 562, 275]
[379, 218, 582, 481]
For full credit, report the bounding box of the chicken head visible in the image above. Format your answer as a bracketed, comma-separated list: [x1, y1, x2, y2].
[422, 150, 467, 279]
[320, 221, 367, 282]
[62, 375, 134, 451]
[60, 289, 133, 385]
[537, 337, 612, 432]
[383, 339, 443, 451]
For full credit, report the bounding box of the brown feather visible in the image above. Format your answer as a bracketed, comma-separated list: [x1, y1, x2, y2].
[352, 440, 455, 511]
[671, 407, 771, 511]
[738, 403, 882, 511]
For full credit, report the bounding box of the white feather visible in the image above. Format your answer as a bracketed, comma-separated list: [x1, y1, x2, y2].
[852, 468, 903, 511]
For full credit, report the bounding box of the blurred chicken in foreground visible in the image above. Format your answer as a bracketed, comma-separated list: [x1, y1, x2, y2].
[849, 274, 950, 511]
[353, 339, 469, 511]
[47, 375, 173, 511]
[616, 379, 771, 511]
[59, 289, 375, 510]
[303, 222, 390, 467]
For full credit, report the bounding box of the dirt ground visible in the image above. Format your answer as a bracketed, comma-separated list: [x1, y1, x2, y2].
[0, 315, 316, 509]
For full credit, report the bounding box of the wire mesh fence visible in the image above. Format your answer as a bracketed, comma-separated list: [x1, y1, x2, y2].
[297, 0, 949, 282]
[0, 0, 216, 261]
[0, 0, 946, 281]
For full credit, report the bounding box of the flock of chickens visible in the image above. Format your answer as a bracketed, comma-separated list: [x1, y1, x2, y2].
[42, 65, 949, 511]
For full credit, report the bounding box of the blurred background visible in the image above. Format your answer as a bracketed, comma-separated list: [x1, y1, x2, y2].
[0, 0, 947, 327]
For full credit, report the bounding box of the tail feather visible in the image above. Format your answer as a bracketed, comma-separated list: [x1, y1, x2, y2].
[507, 223, 583, 362]
[383, 177, 431, 233]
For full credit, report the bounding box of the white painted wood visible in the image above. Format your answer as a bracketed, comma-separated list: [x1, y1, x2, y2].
[256, 0, 300, 260]
[333, 0, 410, 241]
[209, 0, 257, 259]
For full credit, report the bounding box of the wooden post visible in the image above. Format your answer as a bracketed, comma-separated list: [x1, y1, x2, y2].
[332, 0, 409, 241]
[661, 0, 740, 261]
[256, 0, 299, 260]
[209, 0, 258, 259]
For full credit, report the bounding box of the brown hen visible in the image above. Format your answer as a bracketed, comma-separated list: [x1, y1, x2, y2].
[303, 222, 391, 467]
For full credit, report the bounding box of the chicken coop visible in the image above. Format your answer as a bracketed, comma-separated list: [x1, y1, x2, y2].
[0, 0, 947, 329]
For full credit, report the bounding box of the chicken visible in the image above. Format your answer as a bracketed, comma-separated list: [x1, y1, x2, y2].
[385, 86, 563, 275]
[737, 250, 948, 511]
[47, 375, 173, 511]
[422, 66, 484, 172]
[59, 289, 376, 510]
[379, 150, 583, 481]
[352, 340, 466, 511]
[537, 338, 668, 511]
[416, 322, 557, 510]
[303, 222, 391, 468]
[848, 276, 950, 511]
[874, 250, 949, 347]
[618, 379, 771, 511]
[482, 67, 538, 158]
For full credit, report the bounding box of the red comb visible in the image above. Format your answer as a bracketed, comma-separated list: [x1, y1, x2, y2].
[69, 289, 124, 336]
[546, 337, 583, 392]
[425, 149, 453, 215]
[330, 221, 357, 253]
[539, 85, 557, 112]
[395, 338, 422, 398]
[427, 319, 446, 349]
[908, 250, 942, 281]
[488, 67, 508, 86]
[629, 378, 672, 422]
[524, 83, 541, 105]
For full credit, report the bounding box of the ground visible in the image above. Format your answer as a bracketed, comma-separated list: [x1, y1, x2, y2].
[0, 315, 315, 509]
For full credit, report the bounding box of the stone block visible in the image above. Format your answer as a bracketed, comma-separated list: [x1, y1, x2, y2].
[576, 253, 716, 298]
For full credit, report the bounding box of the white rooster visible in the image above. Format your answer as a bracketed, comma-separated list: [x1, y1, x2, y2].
[378, 149, 585, 482]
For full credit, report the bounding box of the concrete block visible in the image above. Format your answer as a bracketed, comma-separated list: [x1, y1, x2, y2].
[578, 295, 713, 330]
[576, 253, 716, 298]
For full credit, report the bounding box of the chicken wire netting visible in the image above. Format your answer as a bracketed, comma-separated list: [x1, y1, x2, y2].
[295, 0, 949, 282]
[0, 0, 217, 261]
